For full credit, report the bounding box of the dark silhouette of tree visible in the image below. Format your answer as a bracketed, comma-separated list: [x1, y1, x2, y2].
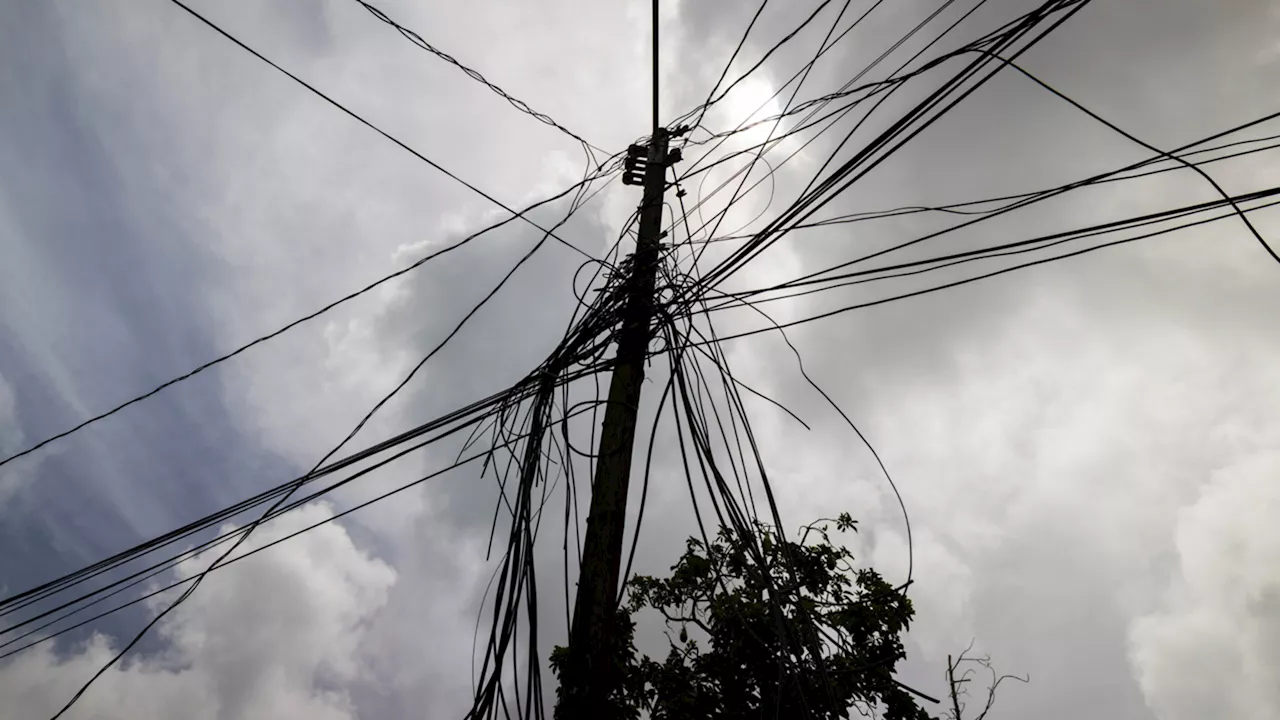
[943, 642, 1028, 720]
[553, 513, 933, 719]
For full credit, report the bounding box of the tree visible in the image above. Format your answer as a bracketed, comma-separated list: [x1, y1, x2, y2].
[553, 513, 932, 719]
[943, 643, 1027, 720]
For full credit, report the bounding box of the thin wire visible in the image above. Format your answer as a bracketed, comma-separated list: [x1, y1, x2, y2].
[768, 105, 1280, 295]
[691, 193, 1280, 346]
[353, 0, 607, 162]
[0, 20, 623, 472]
[45, 6, 613, 704]
[686, 0, 769, 134]
[19, 4, 1184, 717]
[47, 218, 571, 717]
[681, 0, 1091, 299]
[165, 0, 603, 265]
[991, 51, 1280, 265]
[707, 185, 1280, 310]
[682, 131, 1280, 246]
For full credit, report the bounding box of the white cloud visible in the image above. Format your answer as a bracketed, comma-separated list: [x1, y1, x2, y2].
[7, 0, 1280, 718]
[0, 503, 395, 720]
[1129, 450, 1280, 720]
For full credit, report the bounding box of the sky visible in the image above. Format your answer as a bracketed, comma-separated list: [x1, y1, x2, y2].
[2, 0, 1280, 718]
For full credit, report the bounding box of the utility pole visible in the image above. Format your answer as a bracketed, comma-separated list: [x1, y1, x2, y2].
[557, 3, 676, 712]
[557, 128, 675, 719]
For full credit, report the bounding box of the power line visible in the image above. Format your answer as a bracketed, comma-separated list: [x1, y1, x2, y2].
[989, 51, 1280, 266]
[0, 7, 632, 472]
[17, 1, 1273, 717]
[42, 10, 627, 715]
[45, 207, 612, 717]
[681, 127, 1280, 247]
[773, 105, 1280, 296]
[675, 0, 838, 132]
[1, 380, 620, 663]
[0, 170, 611, 472]
[677, 0, 1090, 305]
[165, 0, 606, 264]
[352, 0, 607, 163]
[704, 185, 1280, 313]
[682, 0, 769, 135]
[690, 190, 1280, 345]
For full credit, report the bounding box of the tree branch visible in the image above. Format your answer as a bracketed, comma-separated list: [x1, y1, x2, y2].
[945, 642, 1027, 720]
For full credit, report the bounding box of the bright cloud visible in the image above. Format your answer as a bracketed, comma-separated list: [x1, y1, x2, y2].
[0, 504, 395, 720]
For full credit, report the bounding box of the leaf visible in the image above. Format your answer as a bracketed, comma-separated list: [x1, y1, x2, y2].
[603, 511, 928, 720]
[836, 512, 858, 532]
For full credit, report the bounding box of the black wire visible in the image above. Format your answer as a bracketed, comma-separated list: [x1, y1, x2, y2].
[0, 360, 595, 619]
[0, 157, 618, 475]
[761, 106, 1280, 296]
[17, 4, 1191, 718]
[165, 1, 608, 265]
[705, 184, 1280, 311]
[681, 0, 1091, 300]
[690, 192, 1280, 347]
[698, 0, 857, 260]
[685, 0, 769, 135]
[353, 0, 605, 163]
[44, 9, 617, 702]
[673, 0, 1028, 295]
[663, 0, 928, 252]
[657, 182, 852, 713]
[675, 0, 986, 188]
[0, 0, 630, 472]
[990, 51, 1280, 265]
[684, 131, 1280, 246]
[44, 333, 602, 719]
[597, 11, 1085, 699]
[466, 198, 647, 719]
[4, 406, 622, 665]
[729, 280, 920, 590]
[679, 0, 837, 131]
[2, 176, 622, 624]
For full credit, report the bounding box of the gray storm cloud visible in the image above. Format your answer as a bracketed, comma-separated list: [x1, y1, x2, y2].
[3, 0, 1280, 718]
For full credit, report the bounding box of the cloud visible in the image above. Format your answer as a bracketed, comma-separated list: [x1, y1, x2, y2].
[741, 240, 1280, 717]
[1129, 450, 1280, 720]
[6, 0, 1280, 719]
[0, 503, 394, 720]
[0, 371, 24, 492]
[0, 367, 51, 513]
